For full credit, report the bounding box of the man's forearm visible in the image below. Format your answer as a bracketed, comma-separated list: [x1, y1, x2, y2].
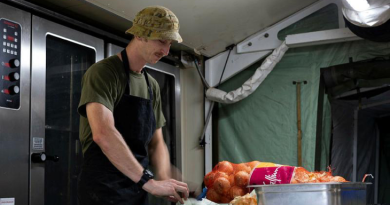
[97, 127, 144, 182]
[86, 103, 190, 202]
[87, 102, 144, 183]
[149, 128, 171, 180]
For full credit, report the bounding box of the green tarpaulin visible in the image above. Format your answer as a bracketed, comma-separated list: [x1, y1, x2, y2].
[216, 4, 390, 172]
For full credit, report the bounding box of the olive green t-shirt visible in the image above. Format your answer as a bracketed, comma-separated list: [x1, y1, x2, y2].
[78, 55, 166, 154]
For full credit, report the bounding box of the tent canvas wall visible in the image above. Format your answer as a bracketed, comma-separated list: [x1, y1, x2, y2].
[330, 89, 390, 204]
[215, 4, 390, 204]
[318, 58, 390, 204]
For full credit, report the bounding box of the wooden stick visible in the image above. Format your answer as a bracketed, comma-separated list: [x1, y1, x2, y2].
[297, 82, 302, 167]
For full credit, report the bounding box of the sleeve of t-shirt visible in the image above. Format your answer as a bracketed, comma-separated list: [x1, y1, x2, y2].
[78, 61, 120, 117]
[152, 79, 166, 129]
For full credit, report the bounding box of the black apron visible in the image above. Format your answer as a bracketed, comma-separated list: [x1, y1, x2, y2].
[78, 49, 156, 205]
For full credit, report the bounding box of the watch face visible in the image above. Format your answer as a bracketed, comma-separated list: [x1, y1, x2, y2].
[145, 169, 154, 178]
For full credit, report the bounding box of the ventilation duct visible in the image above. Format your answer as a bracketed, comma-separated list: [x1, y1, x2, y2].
[342, 0, 390, 41]
[321, 57, 390, 98]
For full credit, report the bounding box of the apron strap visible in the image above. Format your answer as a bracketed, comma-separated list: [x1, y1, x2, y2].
[120, 49, 153, 100]
[121, 49, 131, 95]
[142, 69, 154, 101]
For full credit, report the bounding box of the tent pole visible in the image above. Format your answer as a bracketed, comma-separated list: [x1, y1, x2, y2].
[297, 82, 302, 167]
[315, 74, 325, 170]
[353, 109, 358, 182]
[294, 81, 307, 167]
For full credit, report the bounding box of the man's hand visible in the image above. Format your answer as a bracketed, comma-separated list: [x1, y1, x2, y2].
[143, 179, 189, 204]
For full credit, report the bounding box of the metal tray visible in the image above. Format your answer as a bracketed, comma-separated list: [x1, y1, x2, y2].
[248, 182, 371, 205]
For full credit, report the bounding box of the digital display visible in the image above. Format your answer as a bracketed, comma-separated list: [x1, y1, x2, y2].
[0, 18, 21, 109]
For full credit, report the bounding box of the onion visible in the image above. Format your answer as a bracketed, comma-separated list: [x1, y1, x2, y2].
[213, 177, 231, 195]
[206, 188, 221, 203]
[204, 172, 215, 188]
[234, 171, 250, 187]
[215, 161, 234, 174]
[229, 186, 247, 199]
[234, 164, 251, 174]
[220, 196, 232, 203]
[246, 161, 261, 170]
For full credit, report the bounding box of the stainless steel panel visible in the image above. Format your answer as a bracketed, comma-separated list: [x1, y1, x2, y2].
[106, 42, 124, 57]
[0, 2, 31, 205]
[249, 182, 369, 205]
[106, 43, 182, 170]
[31, 15, 104, 205]
[146, 62, 182, 171]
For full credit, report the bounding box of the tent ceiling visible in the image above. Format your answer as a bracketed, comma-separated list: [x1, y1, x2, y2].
[25, 0, 319, 57]
[84, 0, 318, 57]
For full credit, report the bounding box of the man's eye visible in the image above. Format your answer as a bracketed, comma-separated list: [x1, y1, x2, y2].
[159, 40, 172, 46]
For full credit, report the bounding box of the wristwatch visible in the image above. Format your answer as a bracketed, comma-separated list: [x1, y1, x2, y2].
[137, 169, 154, 188]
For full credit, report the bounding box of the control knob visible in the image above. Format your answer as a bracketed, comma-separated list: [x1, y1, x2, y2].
[9, 59, 20, 68]
[9, 72, 20, 81]
[8, 85, 19, 95]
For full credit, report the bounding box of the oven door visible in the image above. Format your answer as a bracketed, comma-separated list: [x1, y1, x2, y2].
[30, 16, 104, 205]
[145, 65, 182, 205]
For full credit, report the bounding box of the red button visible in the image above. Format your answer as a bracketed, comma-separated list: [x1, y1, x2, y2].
[4, 62, 10, 67]
[7, 36, 14, 41]
[3, 75, 10, 81]
[2, 89, 10, 94]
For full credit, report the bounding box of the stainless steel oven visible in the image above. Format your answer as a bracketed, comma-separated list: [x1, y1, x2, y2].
[0, 3, 31, 205]
[0, 2, 104, 205]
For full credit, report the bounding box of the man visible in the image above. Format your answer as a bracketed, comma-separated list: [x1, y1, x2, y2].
[77, 6, 189, 205]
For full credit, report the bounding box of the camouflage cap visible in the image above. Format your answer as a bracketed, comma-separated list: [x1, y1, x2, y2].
[126, 6, 183, 43]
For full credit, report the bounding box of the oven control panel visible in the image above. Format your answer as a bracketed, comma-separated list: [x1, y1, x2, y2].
[0, 19, 21, 109]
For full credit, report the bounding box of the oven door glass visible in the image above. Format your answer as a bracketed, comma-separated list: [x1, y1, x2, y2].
[44, 35, 95, 205]
[146, 68, 177, 165]
[145, 68, 178, 205]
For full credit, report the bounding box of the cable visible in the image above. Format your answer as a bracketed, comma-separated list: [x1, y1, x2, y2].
[199, 44, 235, 146]
[193, 57, 211, 89]
[217, 44, 235, 87]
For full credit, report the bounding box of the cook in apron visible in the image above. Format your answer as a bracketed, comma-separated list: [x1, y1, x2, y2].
[78, 49, 157, 205]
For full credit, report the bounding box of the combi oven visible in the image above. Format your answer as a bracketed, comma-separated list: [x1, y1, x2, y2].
[0, 2, 182, 205]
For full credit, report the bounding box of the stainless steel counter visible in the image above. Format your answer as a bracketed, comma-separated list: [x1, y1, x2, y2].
[249, 182, 370, 205]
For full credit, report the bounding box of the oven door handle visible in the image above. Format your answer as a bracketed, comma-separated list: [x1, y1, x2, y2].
[31, 152, 59, 163]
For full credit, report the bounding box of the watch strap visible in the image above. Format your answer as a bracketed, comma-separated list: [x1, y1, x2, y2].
[137, 169, 153, 188]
